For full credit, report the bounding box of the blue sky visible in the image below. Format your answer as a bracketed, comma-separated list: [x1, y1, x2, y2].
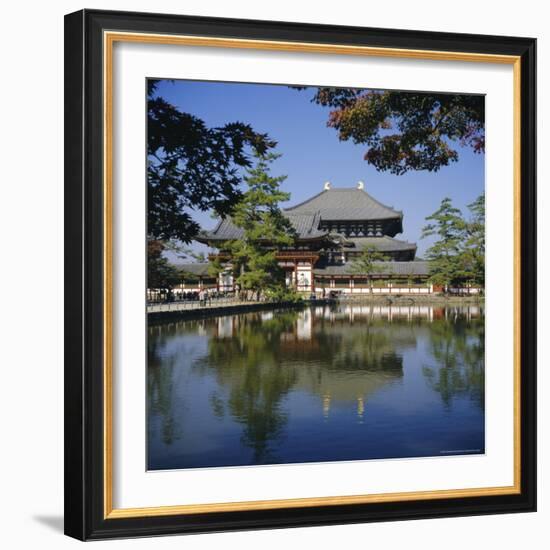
[153, 79, 484, 258]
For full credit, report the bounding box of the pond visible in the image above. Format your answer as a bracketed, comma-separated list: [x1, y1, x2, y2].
[147, 304, 485, 470]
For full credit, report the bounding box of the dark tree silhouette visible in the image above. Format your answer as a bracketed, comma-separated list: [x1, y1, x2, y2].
[147, 79, 275, 243]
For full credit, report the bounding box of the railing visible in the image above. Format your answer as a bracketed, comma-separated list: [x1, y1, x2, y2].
[147, 295, 244, 313]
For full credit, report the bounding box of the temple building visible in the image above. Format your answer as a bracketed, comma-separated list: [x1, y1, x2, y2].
[180, 181, 433, 295]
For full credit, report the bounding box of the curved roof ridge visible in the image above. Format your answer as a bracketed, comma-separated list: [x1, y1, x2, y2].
[346, 235, 416, 252]
[360, 187, 403, 216]
[284, 186, 402, 220]
[350, 235, 412, 242]
[284, 190, 328, 212]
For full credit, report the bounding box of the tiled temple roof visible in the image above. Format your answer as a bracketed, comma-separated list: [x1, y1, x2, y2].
[314, 261, 430, 277]
[284, 187, 402, 221]
[284, 211, 327, 238]
[344, 236, 417, 253]
[174, 263, 212, 277]
[196, 211, 329, 243]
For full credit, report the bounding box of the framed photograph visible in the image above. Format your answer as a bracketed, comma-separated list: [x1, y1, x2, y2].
[64, 9, 536, 540]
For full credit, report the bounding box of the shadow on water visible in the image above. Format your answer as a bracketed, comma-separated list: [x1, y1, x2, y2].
[147, 304, 484, 469]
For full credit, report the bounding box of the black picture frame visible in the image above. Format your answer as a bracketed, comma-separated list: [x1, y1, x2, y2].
[65, 8, 536, 541]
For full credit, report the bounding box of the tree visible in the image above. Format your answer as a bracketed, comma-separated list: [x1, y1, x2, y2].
[461, 193, 485, 287]
[147, 79, 275, 243]
[162, 241, 207, 263]
[350, 246, 388, 293]
[207, 255, 224, 279]
[301, 88, 484, 175]
[221, 152, 296, 300]
[421, 198, 467, 290]
[147, 80, 275, 294]
[147, 240, 182, 300]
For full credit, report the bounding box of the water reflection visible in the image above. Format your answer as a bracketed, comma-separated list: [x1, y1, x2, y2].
[147, 305, 485, 469]
[194, 313, 300, 463]
[422, 314, 485, 409]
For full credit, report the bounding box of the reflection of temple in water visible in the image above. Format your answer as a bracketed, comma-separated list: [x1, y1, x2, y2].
[150, 305, 483, 435]
[148, 304, 485, 468]
[316, 304, 482, 325]
[298, 357, 403, 420]
[206, 305, 482, 420]
[213, 305, 482, 341]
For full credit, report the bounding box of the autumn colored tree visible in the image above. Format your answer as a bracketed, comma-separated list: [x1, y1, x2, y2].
[302, 87, 484, 175]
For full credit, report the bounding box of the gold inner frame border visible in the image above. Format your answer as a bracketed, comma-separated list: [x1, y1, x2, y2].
[102, 30, 522, 519]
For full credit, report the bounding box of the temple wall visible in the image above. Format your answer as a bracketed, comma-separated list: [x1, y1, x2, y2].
[313, 285, 432, 295]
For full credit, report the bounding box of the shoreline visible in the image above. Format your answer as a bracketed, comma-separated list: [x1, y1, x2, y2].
[147, 300, 309, 323]
[339, 295, 484, 305]
[148, 295, 483, 323]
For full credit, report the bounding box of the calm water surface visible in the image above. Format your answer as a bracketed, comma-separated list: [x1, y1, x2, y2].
[147, 305, 484, 470]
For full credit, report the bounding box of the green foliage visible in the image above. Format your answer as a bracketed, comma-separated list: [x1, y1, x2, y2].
[422, 314, 485, 409]
[351, 246, 388, 275]
[303, 88, 484, 175]
[207, 255, 225, 279]
[147, 240, 182, 293]
[163, 241, 206, 263]
[147, 79, 275, 243]
[223, 152, 296, 296]
[461, 194, 486, 286]
[190, 310, 403, 461]
[350, 246, 388, 292]
[193, 311, 301, 461]
[264, 286, 303, 303]
[422, 195, 485, 289]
